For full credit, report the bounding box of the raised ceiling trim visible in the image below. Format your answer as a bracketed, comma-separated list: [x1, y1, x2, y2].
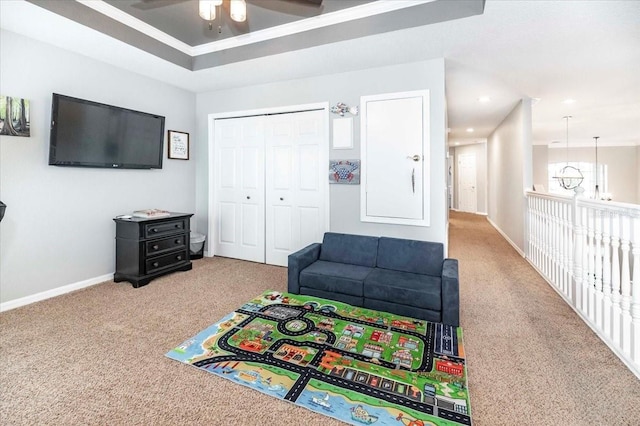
[77, 0, 193, 54]
[77, 0, 436, 57]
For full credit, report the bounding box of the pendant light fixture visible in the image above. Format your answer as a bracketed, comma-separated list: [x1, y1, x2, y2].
[553, 116, 583, 190]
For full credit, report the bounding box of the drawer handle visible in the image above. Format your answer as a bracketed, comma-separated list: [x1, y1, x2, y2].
[152, 245, 159, 250]
[246, 196, 251, 200]
[176, 255, 182, 261]
[175, 239, 181, 244]
[152, 262, 159, 268]
[151, 228, 158, 233]
[175, 224, 181, 228]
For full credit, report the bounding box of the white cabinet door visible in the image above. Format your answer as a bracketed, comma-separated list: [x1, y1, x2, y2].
[361, 91, 430, 226]
[213, 116, 265, 263]
[265, 110, 327, 266]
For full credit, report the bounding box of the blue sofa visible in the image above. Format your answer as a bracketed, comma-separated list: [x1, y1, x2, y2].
[288, 232, 460, 326]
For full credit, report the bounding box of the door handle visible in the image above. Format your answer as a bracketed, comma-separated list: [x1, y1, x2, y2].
[412, 168, 415, 194]
[407, 154, 421, 162]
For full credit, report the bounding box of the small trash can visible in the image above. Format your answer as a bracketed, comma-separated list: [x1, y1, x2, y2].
[190, 232, 206, 259]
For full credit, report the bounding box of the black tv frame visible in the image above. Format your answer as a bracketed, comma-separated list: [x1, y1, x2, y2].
[48, 93, 165, 169]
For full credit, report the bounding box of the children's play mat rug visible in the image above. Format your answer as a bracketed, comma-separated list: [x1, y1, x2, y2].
[166, 291, 472, 426]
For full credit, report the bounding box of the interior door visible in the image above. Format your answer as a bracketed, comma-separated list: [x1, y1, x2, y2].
[361, 91, 430, 226]
[458, 152, 477, 213]
[213, 116, 265, 262]
[265, 110, 327, 266]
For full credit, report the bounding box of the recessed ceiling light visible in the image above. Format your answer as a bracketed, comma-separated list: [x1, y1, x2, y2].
[466, 128, 474, 133]
[562, 99, 576, 104]
[454, 142, 460, 146]
[478, 96, 491, 103]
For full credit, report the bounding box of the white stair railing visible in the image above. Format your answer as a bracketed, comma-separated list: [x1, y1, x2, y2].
[526, 190, 640, 379]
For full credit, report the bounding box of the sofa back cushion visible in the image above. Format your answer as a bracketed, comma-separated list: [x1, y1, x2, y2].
[377, 237, 443, 276]
[319, 232, 378, 267]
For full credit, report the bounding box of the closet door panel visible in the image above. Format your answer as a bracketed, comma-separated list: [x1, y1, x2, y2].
[266, 110, 327, 266]
[213, 116, 265, 262]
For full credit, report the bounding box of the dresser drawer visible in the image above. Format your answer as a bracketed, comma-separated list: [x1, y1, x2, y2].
[145, 235, 186, 256]
[144, 219, 186, 238]
[145, 250, 188, 274]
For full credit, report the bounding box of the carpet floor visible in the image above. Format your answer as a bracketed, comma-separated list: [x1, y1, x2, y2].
[1, 211, 639, 425]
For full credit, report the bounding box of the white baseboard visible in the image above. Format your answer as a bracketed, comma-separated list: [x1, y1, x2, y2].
[486, 217, 525, 257]
[0, 273, 113, 313]
[450, 208, 488, 216]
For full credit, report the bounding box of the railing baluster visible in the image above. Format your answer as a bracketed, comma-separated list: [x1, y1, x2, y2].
[631, 216, 640, 364]
[587, 208, 596, 321]
[594, 209, 603, 328]
[620, 216, 632, 356]
[601, 209, 612, 339]
[611, 213, 622, 346]
[574, 195, 584, 311]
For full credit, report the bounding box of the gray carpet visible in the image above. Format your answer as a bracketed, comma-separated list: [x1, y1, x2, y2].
[1, 211, 639, 425]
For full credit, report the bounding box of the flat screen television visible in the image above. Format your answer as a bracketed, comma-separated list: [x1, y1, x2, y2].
[49, 94, 165, 169]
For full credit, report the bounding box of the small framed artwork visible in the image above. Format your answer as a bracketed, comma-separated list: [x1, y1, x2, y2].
[168, 130, 189, 160]
[0, 95, 30, 137]
[329, 159, 360, 184]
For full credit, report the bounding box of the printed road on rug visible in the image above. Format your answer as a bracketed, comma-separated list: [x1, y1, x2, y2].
[166, 291, 471, 426]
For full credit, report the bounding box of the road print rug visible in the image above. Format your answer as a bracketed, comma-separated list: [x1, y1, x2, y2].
[166, 291, 472, 426]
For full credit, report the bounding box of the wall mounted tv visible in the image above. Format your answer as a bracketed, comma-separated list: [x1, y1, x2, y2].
[49, 94, 165, 169]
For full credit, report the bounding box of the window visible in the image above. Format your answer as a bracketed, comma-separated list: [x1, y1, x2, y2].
[548, 162, 608, 199]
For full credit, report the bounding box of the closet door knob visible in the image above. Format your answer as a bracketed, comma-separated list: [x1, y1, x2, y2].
[247, 196, 251, 199]
[280, 197, 284, 201]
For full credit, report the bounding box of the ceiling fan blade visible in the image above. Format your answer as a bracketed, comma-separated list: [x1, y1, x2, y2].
[247, 0, 323, 18]
[130, 0, 191, 11]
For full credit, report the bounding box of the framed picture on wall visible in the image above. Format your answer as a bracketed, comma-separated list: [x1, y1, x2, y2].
[168, 130, 189, 160]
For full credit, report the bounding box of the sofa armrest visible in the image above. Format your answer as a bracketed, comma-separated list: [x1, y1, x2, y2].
[288, 243, 321, 294]
[441, 258, 460, 326]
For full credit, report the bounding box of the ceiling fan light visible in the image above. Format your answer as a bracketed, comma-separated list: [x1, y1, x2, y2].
[199, 0, 217, 21]
[230, 0, 247, 22]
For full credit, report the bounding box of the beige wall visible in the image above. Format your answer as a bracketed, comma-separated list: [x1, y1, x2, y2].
[544, 146, 639, 204]
[532, 145, 548, 191]
[487, 99, 532, 254]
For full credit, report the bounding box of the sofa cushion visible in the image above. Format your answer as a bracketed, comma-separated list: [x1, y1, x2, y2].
[377, 237, 443, 276]
[364, 268, 442, 312]
[300, 260, 372, 297]
[363, 299, 441, 324]
[319, 232, 378, 267]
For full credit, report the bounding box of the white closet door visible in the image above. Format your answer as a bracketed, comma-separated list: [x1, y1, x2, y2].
[214, 116, 265, 262]
[265, 110, 327, 266]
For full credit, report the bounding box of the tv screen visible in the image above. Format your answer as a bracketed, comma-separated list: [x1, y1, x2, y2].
[49, 94, 165, 169]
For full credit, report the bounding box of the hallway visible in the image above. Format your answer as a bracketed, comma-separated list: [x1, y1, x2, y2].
[448, 210, 639, 425]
